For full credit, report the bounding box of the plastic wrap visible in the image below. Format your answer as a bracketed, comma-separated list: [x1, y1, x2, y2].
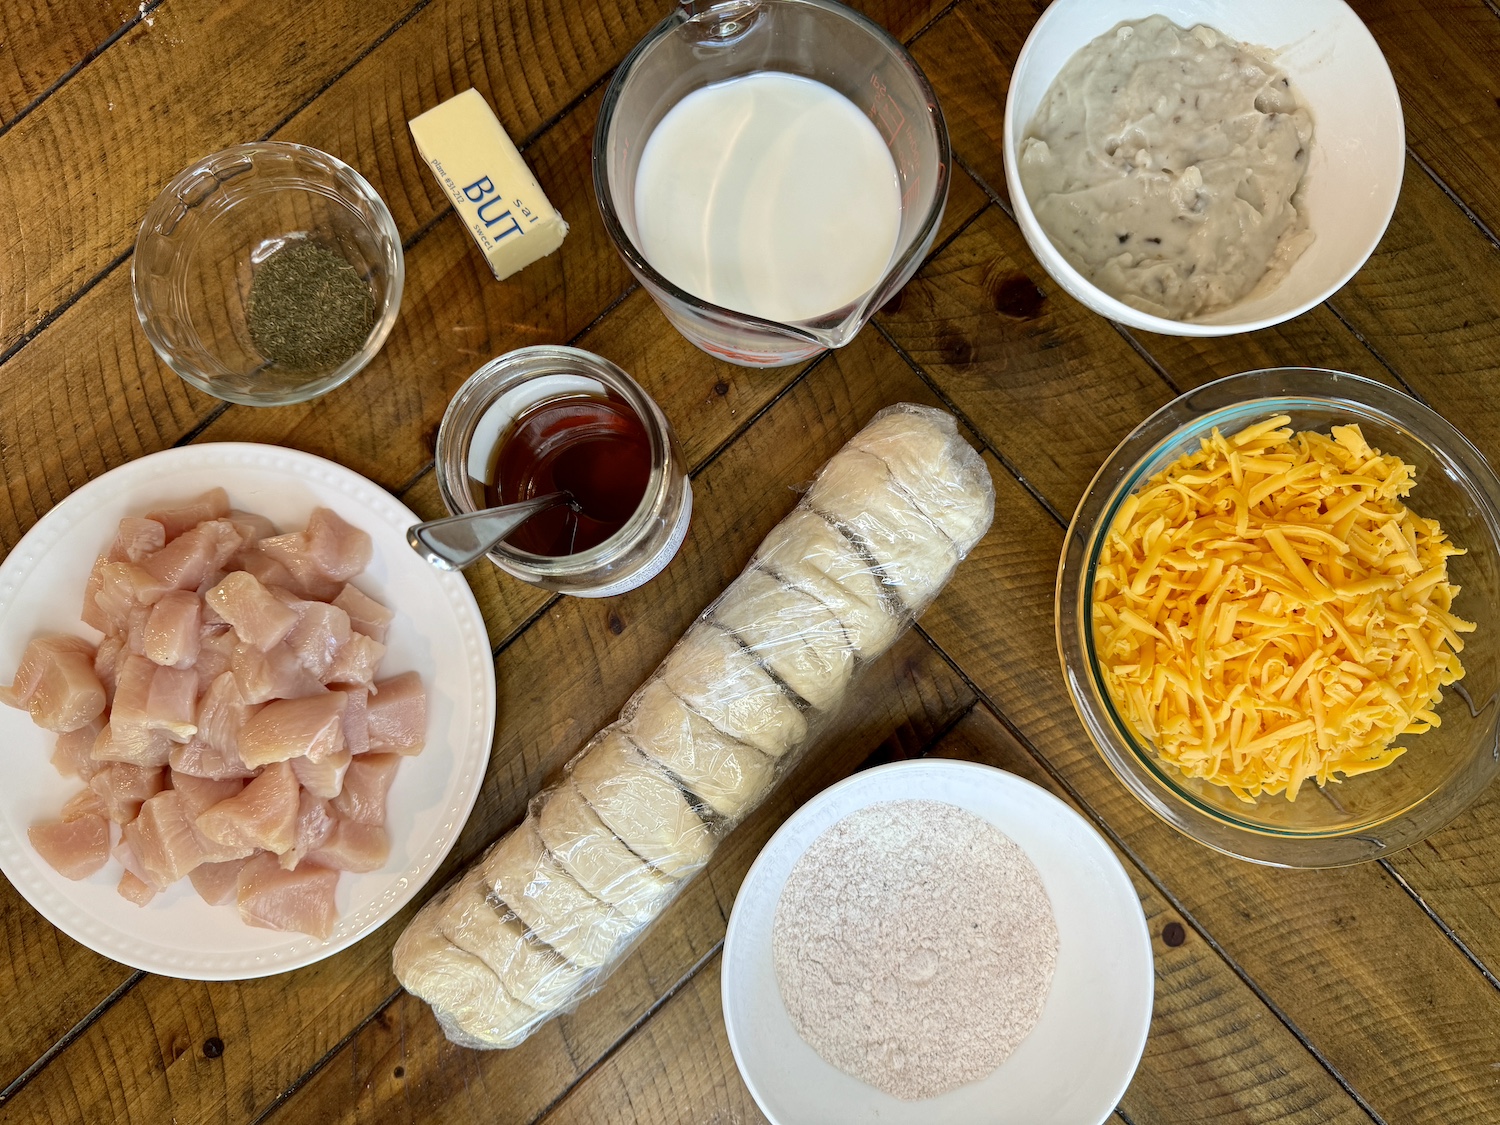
[392, 404, 996, 1048]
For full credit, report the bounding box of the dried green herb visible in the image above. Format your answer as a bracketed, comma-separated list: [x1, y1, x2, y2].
[247, 241, 375, 373]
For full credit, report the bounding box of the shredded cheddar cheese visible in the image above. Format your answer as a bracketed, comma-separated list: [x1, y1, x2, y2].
[1092, 415, 1473, 802]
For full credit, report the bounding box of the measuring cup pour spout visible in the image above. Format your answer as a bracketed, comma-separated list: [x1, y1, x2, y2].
[593, 0, 951, 368]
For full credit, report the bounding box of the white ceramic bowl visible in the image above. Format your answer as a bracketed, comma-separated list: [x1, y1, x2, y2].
[723, 759, 1154, 1125]
[1003, 0, 1405, 337]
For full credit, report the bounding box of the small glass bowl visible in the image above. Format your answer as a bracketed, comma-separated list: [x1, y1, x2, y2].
[132, 142, 403, 407]
[435, 346, 693, 598]
[1057, 369, 1500, 867]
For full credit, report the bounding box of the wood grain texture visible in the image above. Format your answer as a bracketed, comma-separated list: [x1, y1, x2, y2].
[1351, 0, 1500, 236]
[0, 0, 141, 127]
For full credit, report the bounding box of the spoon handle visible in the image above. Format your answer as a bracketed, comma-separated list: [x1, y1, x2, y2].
[407, 492, 570, 570]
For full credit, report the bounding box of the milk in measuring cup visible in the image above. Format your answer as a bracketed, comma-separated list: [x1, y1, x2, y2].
[633, 72, 901, 324]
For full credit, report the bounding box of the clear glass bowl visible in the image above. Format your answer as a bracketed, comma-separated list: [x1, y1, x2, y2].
[1057, 369, 1500, 867]
[132, 142, 403, 406]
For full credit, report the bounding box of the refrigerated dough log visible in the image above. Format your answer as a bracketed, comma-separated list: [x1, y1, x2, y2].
[571, 730, 716, 876]
[481, 819, 637, 969]
[712, 567, 854, 710]
[657, 623, 807, 757]
[623, 678, 777, 819]
[807, 449, 959, 610]
[437, 867, 589, 1010]
[537, 780, 677, 921]
[850, 406, 995, 554]
[753, 508, 904, 660]
[393, 906, 538, 1048]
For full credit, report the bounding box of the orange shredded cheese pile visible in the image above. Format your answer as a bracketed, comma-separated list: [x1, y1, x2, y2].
[1092, 414, 1473, 802]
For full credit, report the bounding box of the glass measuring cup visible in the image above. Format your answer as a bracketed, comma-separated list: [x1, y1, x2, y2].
[593, 0, 950, 367]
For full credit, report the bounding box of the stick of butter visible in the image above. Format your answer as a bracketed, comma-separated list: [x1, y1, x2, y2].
[409, 88, 569, 281]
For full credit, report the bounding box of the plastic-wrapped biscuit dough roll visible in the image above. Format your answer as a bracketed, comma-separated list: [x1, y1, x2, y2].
[570, 730, 716, 877]
[623, 679, 777, 819]
[394, 403, 995, 1050]
[656, 623, 808, 757]
[536, 781, 678, 921]
[753, 508, 904, 660]
[712, 567, 854, 710]
[481, 819, 639, 969]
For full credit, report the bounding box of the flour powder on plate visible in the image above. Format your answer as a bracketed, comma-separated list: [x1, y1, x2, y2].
[772, 798, 1058, 1101]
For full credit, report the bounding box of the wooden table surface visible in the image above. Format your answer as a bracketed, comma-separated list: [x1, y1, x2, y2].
[2, 0, 1500, 1121]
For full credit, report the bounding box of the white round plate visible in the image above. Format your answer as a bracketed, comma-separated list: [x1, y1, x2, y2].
[0, 443, 495, 979]
[723, 759, 1154, 1125]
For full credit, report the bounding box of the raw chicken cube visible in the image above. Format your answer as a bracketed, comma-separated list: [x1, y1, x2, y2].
[93, 562, 172, 632]
[144, 665, 198, 742]
[196, 671, 256, 758]
[110, 517, 168, 564]
[146, 488, 229, 540]
[338, 687, 369, 756]
[89, 762, 166, 823]
[236, 851, 339, 939]
[228, 546, 300, 594]
[190, 856, 252, 905]
[29, 815, 109, 879]
[144, 590, 202, 668]
[51, 718, 104, 780]
[305, 508, 372, 581]
[324, 634, 385, 690]
[331, 753, 400, 824]
[309, 818, 389, 873]
[333, 585, 393, 643]
[280, 791, 336, 870]
[291, 748, 352, 799]
[257, 534, 343, 601]
[169, 738, 255, 780]
[232, 642, 324, 705]
[60, 785, 109, 822]
[81, 555, 111, 634]
[285, 602, 351, 679]
[124, 790, 207, 887]
[366, 672, 426, 754]
[2, 635, 106, 733]
[206, 572, 298, 651]
[118, 870, 156, 906]
[171, 773, 244, 820]
[140, 520, 242, 592]
[227, 510, 277, 544]
[239, 693, 347, 768]
[106, 654, 173, 765]
[196, 761, 300, 854]
[194, 628, 236, 693]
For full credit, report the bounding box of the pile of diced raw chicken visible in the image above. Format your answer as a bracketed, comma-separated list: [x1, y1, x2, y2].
[4, 488, 427, 940]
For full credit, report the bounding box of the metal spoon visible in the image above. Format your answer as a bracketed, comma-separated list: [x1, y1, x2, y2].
[407, 492, 573, 570]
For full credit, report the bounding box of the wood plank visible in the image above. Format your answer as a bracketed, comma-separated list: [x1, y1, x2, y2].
[0, 320, 973, 1125]
[1351, 0, 1500, 236]
[0, 0, 141, 127]
[911, 435, 1500, 1122]
[0, 133, 988, 1100]
[537, 704, 1378, 1125]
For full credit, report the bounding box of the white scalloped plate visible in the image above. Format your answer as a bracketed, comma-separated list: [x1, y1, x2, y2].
[0, 443, 495, 979]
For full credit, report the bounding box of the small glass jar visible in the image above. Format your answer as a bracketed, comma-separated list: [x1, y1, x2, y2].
[436, 346, 692, 597]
